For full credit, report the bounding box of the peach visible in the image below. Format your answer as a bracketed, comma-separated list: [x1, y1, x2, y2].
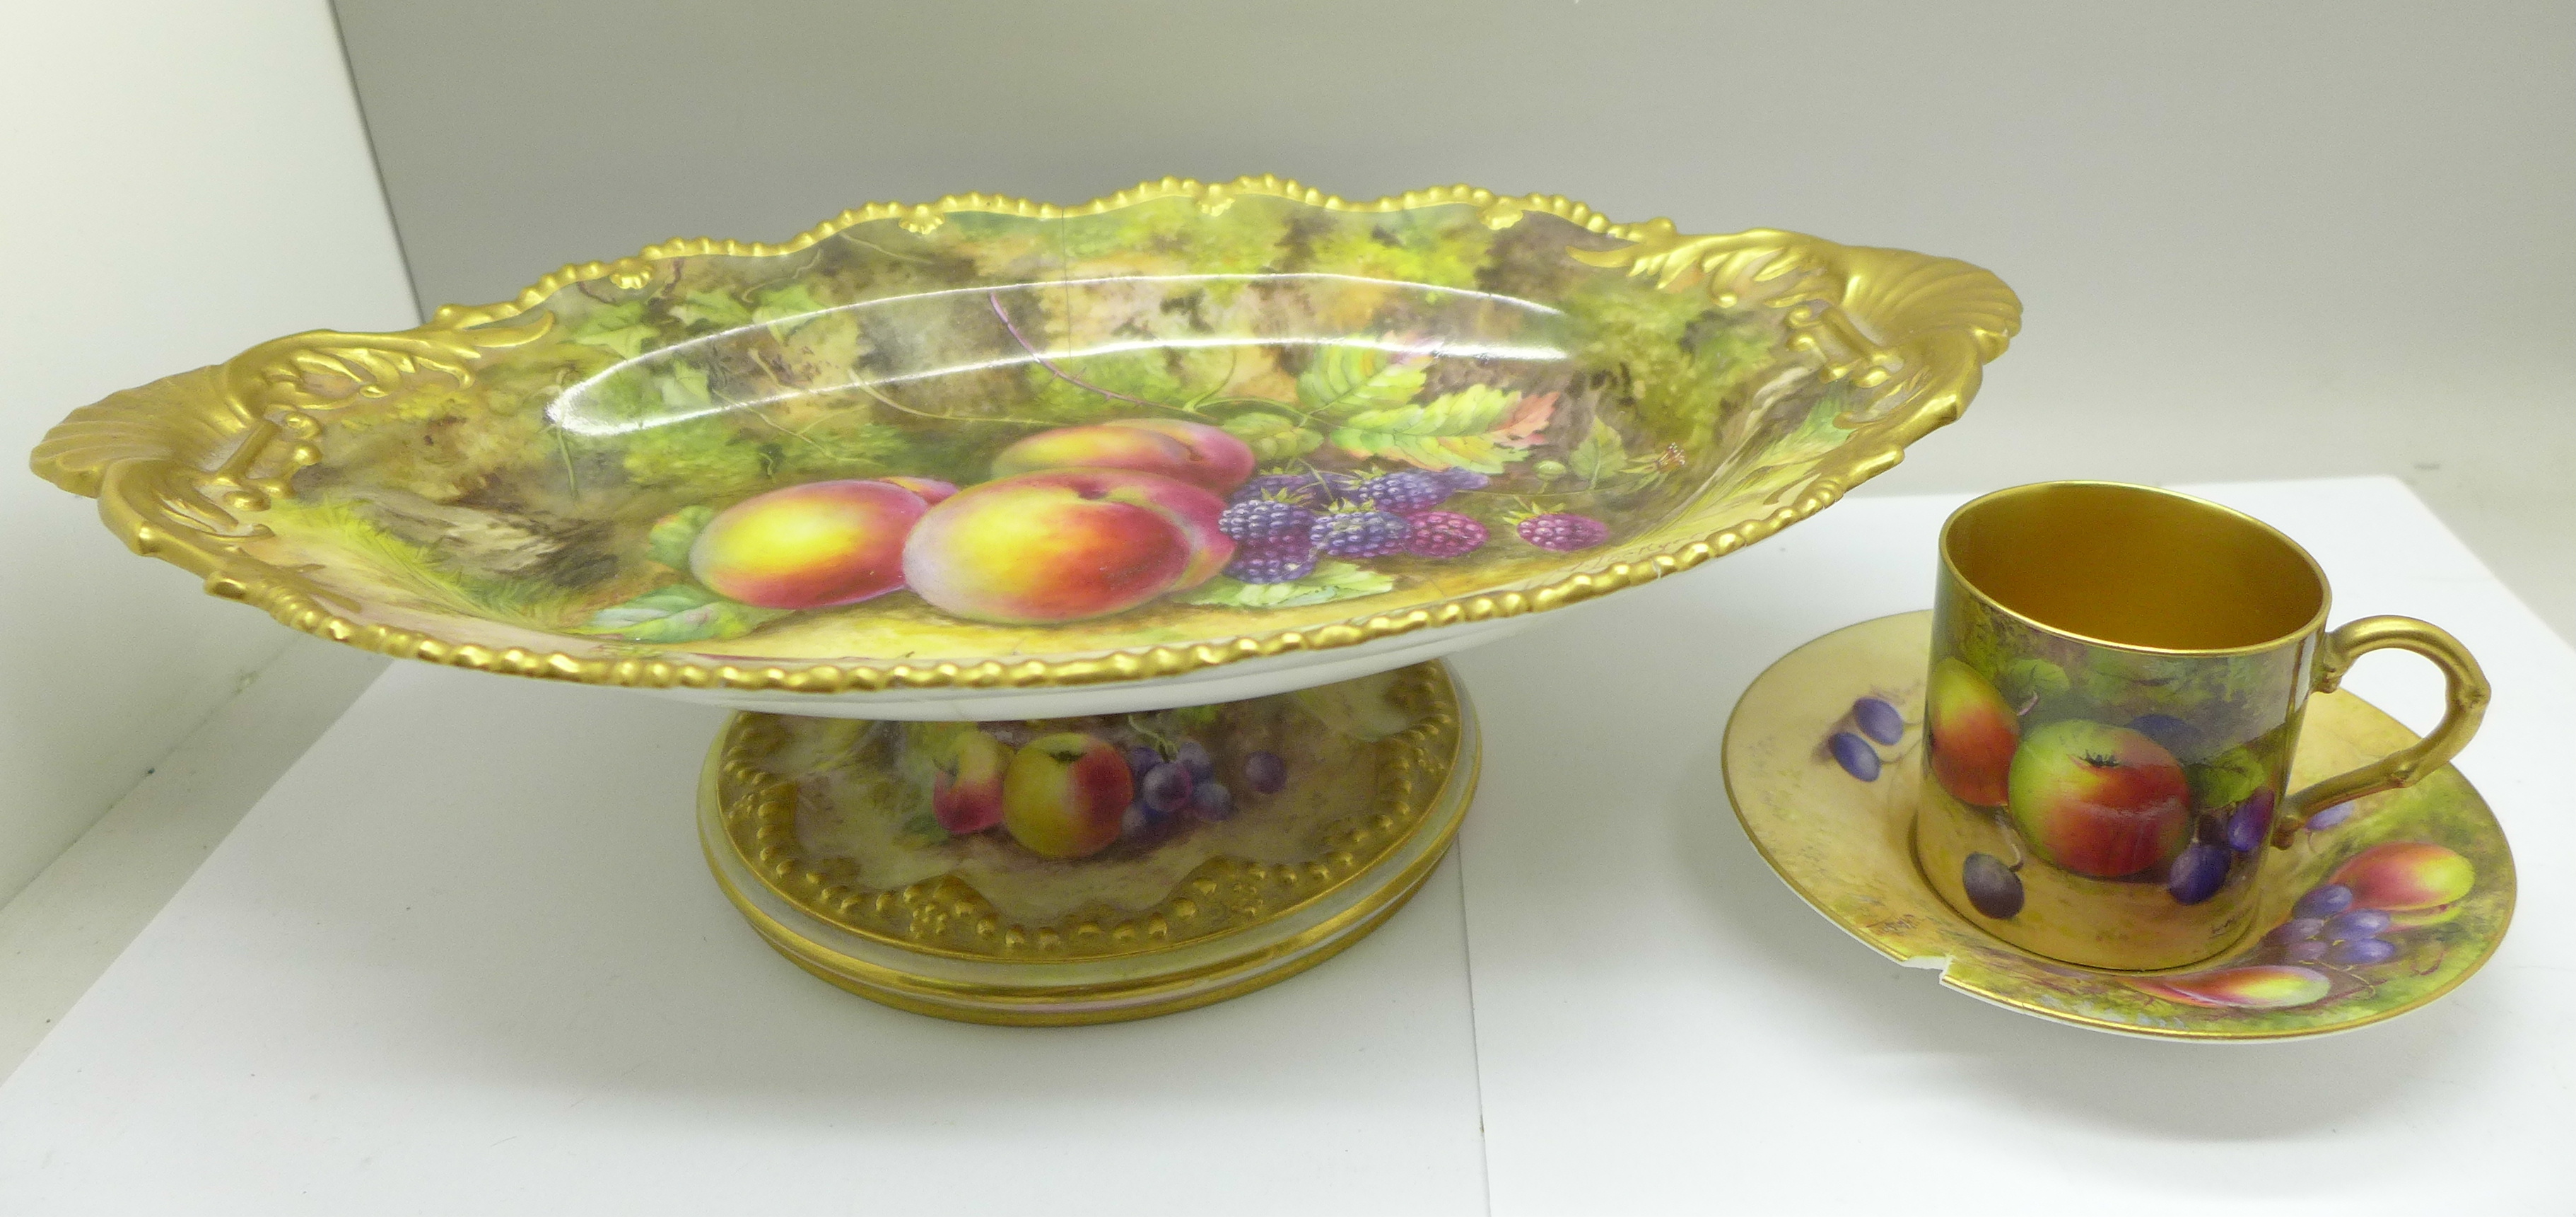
[1926, 658, 2019, 807]
[932, 730, 1011, 834]
[2129, 965, 2331, 1009]
[990, 419, 1253, 494]
[881, 475, 958, 505]
[688, 479, 927, 610]
[1105, 419, 1255, 492]
[901, 469, 1233, 624]
[1002, 733, 1132, 858]
[2330, 842, 2473, 912]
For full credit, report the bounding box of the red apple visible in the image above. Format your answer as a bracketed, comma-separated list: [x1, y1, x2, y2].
[932, 730, 1011, 834]
[2008, 719, 2191, 878]
[1105, 418, 1256, 493]
[688, 479, 927, 610]
[1926, 658, 2020, 807]
[990, 419, 1251, 494]
[901, 469, 1232, 624]
[1002, 733, 1132, 858]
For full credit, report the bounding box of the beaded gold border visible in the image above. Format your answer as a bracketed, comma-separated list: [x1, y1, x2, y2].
[29, 175, 2020, 696]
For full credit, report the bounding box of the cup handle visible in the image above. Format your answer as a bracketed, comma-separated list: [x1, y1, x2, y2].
[2271, 617, 2490, 846]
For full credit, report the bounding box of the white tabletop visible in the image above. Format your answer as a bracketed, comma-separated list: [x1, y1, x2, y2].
[2, 477, 2568, 1214]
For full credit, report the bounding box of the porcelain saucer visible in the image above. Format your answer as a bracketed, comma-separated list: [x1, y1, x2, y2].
[1721, 611, 2515, 1041]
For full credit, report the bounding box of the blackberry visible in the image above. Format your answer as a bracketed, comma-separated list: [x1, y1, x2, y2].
[1218, 496, 1318, 545]
[1356, 470, 1449, 514]
[1403, 511, 1487, 559]
[1226, 546, 1318, 584]
[1432, 468, 1491, 493]
[1231, 471, 1352, 506]
[1515, 512, 1609, 552]
[1311, 508, 1411, 559]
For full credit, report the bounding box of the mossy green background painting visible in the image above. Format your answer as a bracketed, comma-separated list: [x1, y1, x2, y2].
[1728, 613, 2510, 1041]
[254, 194, 1876, 663]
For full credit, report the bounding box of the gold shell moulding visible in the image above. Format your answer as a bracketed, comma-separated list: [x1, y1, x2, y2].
[31, 175, 2020, 712]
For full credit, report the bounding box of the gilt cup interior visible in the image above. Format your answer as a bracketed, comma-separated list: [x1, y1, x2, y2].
[1941, 482, 2326, 653]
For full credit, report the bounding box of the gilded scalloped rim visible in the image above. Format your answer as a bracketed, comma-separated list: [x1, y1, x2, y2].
[30, 174, 2020, 697]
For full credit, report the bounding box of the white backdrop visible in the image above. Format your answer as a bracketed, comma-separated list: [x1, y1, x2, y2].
[0, 0, 415, 900]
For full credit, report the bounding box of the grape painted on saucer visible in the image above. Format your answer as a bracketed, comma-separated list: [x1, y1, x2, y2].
[1829, 731, 1880, 781]
[1961, 852, 2024, 919]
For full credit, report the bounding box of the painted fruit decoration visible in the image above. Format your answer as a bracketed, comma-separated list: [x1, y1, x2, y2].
[1926, 659, 2018, 807]
[602, 391, 1632, 638]
[1002, 733, 1133, 859]
[2128, 965, 2332, 1011]
[903, 467, 1234, 624]
[932, 730, 1011, 834]
[2006, 720, 2191, 878]
[919, 713, 1288, 861]
[2329, 842, 2475, 923]
[687, 479, 928, 609]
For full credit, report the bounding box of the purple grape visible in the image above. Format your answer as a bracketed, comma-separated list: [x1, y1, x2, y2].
[2327, 938, 2398, 966]
[1175, 740, 1215, 781]
[2305, 802, 2357, 832]
[1244, 751, 1287, 795]
[1191, 781, 1235, 820]
[1356, 471, 1451, 513]
[2225, 789, 2276, 852]
[1140, 762, 1194, 815]
[2266, 918, 2326, 946]
[1829, 732, 1880, 781]
[1962, 852, 2023, 919]
[1311, 508, 1411, 558]
[1403, 511, 1488, 558]
[1851, 697, 1904, 746]
[2167, 842, 2231, 906]
[1515, 512, 1609, 552]
[1120, 801, 1153, 837]
[2284, 940, 2330, 963]
[1127, 745, 1161, 781]
[2293, 884, 2355, 919]
[2324, 909, 2392, 941]
[1218, 496, 1319, 546]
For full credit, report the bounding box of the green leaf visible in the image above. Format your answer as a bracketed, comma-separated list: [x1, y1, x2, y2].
[1296, 344, 1427, 419]
[1221, 411, 1323, 460]
[1328, 386, 1555, 473]
[1178, 561, 1395, 609]
[2187, 747, 2267, 810]
[575, 583, 788, 644]
[1996, 658, 2071, 708]
[566, 302, 658, 359]
[752, 282, 832, 332]
[1567, 418, 1627, 487]
[645, 506, 715, 569]
[669, 291, 752, 330]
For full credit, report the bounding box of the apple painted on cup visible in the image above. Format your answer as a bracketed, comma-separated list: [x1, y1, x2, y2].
[902, 468, 1233, 624]
[689, 479, 929, 610]
[2007, 719, 2191, 878]
[1926, 658, 2019, 807]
